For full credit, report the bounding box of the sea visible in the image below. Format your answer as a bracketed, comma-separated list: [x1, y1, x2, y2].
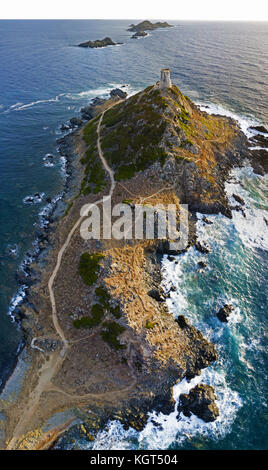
[0, 20, 267, 450]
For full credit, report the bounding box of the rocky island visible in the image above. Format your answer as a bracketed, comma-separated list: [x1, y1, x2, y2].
[0, 69, 256, 450]
[127, 20, 173, 32]
[131, 31, 149, 39]
[78, 37, 120, 48]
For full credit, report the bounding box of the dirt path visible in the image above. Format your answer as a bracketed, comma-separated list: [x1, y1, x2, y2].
[7, 107, 117, 450]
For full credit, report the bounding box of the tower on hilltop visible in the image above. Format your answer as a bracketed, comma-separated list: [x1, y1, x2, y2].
[160, 68, 172, 89]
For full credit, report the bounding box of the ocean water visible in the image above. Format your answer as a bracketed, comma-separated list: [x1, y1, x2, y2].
[0, 20, 267, 449]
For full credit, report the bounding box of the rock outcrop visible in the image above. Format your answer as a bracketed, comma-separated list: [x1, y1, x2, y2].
[131, 31, 148, 39]
[216, 304, 234, 322]
[175, 315, 218, 379]
[179, 384, 219, 422]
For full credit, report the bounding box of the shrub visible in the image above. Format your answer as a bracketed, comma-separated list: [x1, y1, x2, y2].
[145, 320, 157, 329]
[78, 252, 104, 286]
[101, 321, 126, 350]
[72, 304, 105, 329]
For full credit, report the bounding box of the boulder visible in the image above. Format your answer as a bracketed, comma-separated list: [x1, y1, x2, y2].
[198, 261, 207, 269]
[110, 88, 127, 100]
[60, 123, 70, 131]
[148, 288, 165, 302]
[202, 216, 213, 225]
[131, 31, 148, 38]
[216, 304, 234, 322]
[250, 148, 268, 174]
[232, 193, 245, 205]
[249, 134, 268, 147]
[80, 105, 95, 120]
[195, 241, 210, 254]
[249, 125, 268, 134]
[179, 384, 219, 422]
[69, 117, 83, 128]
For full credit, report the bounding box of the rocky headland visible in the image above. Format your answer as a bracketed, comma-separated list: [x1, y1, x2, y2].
[0, 70, 258, 450]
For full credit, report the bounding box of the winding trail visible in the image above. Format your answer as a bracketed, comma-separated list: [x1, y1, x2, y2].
[48, 109, 115, 352]
[7, 107, 117, 450]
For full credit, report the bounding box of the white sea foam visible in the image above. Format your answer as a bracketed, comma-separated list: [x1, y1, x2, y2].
[92, 421, 138, 450]
[90, 366, 242, 450]
[225, 167, 268, 251]
[59, 156, 67, 176]
[10, 95, 64, 111]
[23, 192, 45, 204]
[8, 285, 27, 321]
[249, 146, 268, 151]
[138, 367, 242, 449]
[5, 83, 140, 114]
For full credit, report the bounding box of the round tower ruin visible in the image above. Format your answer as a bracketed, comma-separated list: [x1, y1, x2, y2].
[160, 68, 172, 89]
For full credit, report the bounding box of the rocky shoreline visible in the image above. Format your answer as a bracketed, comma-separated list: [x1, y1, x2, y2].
[1, 77, 267, 449]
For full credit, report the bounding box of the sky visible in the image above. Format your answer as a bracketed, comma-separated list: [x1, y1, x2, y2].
[1, 0, 268, 21]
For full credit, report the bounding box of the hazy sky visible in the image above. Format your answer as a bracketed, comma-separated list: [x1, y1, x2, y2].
[1, 0, 268, 21]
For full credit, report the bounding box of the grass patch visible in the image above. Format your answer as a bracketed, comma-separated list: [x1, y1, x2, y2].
[64, 201, 73, 217]
[81, 117, 106, 195]
[78, 252, 104, 286]
[145, 320, 157, 329]
[122, 199, 133, 205]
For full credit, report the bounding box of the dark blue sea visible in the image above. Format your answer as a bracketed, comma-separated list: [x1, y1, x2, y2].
[0, 20, 267, 450]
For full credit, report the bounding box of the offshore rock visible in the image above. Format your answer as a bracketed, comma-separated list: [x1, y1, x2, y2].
[216, 304, 234, 322]
[179, 384, 219, 422]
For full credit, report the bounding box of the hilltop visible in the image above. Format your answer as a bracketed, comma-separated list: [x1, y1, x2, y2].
[80, 75, 246, 216]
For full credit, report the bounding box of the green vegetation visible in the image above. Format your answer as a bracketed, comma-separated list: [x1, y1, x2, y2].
[145, 320, 157, 329]
[64, 201, 73, 217]
[73, 284, 121, 329]
[101, 321, 126, 350]
[95, 285, 110, 305]
[95, 285, 121, 318]
[101, 89, 168, 180]
[78, 252, 104, 286]
[81, 117, 106, 195]
[72, 303, 105, 329]
[122, 199, 133, 205]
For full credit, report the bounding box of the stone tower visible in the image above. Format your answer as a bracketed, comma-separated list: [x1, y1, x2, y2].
[160, 68, 172, 89]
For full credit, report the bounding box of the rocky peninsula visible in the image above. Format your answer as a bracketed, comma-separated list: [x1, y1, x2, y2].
[0, 69, 256, 450]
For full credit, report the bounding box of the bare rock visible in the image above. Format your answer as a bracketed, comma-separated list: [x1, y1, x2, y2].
[216, 304, 234, 322]
[179, 384, 219, 422]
